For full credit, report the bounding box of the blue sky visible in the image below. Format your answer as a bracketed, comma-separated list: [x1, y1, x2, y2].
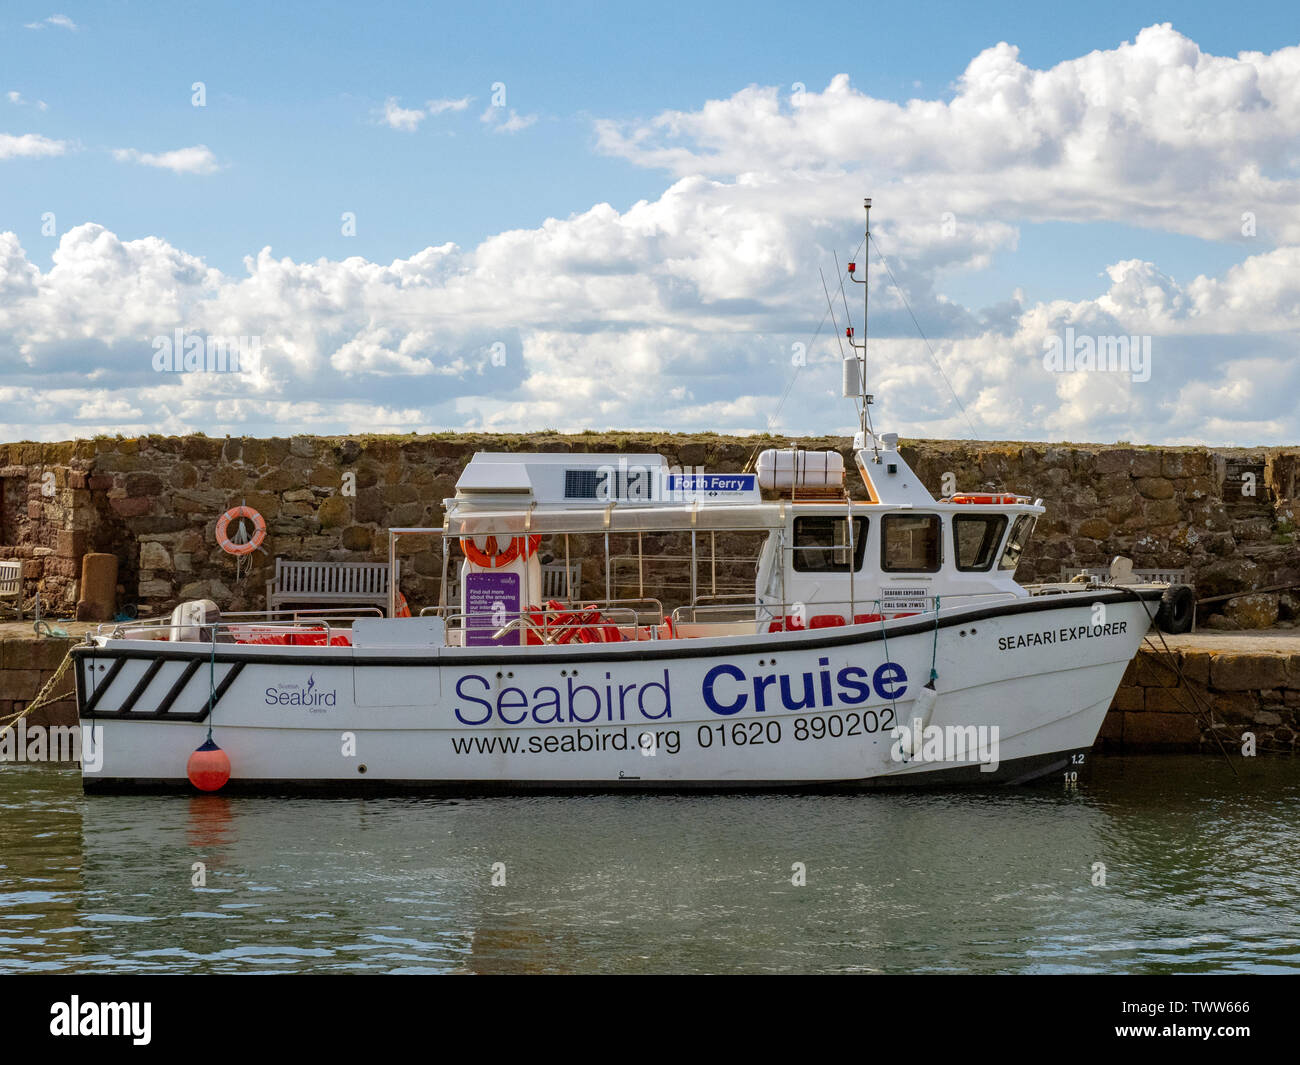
[4, 1, 1290, 284]
[2, 2, 1299, 443]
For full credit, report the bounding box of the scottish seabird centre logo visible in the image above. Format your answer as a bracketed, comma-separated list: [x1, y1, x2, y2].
[265, 673, 336, 710]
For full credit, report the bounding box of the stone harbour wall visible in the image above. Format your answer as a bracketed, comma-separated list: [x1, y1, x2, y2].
[0, 433, 1296, 624]
[0, 635, 77, 733]
[1101, 644, 1300, 752]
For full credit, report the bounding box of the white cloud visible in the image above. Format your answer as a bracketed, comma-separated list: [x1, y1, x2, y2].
[480, 107, 537, 134]
[427, 95, 472, 115]
[112, 145, 219, 175]
[595, 23, 1300, 243]
[1, 24, 1299, 446]
[0, 132, 66, 159]
[25, 14, 77, 30]
[7, 91, 49, 111]
[380, 96, 426, 131]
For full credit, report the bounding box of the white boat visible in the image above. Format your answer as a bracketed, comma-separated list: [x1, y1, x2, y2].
[74, 202, 1194, 793]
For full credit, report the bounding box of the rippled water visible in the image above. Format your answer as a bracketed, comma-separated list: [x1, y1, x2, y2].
[2, 756, 1298, 974]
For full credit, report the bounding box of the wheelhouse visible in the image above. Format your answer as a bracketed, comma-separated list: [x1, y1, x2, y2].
[388, 435, 1044, 646]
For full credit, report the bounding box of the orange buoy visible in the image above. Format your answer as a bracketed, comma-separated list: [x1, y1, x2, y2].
[187, 739, 231, 792]
[395, 591, 412, 618]
[215, 505, 267, 555]
[459, 534, 542, 569]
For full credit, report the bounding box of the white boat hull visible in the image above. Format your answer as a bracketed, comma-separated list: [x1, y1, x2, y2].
[76, 590, 1159, 791]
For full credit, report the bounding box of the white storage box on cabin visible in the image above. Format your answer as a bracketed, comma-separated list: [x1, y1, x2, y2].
[755, 449, 845, 489]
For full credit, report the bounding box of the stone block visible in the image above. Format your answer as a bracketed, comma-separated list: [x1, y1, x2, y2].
[1223, 593, 1280, 629]
[1112, 685, 1144, 711]
[1180, 651, 1212, 685]
[0, 669, 43, 701]
[55, 529, 86, 558]
[1131, 451, 1163, 478]
[1078, 518, 1110, 540]
[124, 472, 165, 497]
[1133, 653, 1178, 687]
[1097, 709, 1124, 743]
[1144, 686, 1192, 713]
[139, 541, 172, 570]
[1210, 690, 1260, 723]
[1122, 710, 1201, 747]
[110, 496, 153, 518]
[1094, 449, 1134, 475]
[341, 525, 373, 551]
[1210, 653, 1290, 691]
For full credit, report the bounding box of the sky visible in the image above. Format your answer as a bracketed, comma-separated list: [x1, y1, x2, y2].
[1, 1, 1299, 445]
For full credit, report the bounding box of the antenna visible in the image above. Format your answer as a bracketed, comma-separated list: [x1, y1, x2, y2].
[845, 198, 873, 441]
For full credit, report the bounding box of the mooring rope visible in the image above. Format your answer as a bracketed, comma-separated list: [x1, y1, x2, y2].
[1111, 586, 1239, 779]
[0, 652, 75, 739]
[876, 602, 901, 719]
[929, 595, 941, 684]
[204, 637, 218, 743]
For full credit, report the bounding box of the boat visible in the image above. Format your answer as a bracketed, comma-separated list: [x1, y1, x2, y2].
[73, 200, 1195, 792]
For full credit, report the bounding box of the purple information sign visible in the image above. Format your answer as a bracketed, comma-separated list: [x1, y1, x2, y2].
[464, 571, 521, 646]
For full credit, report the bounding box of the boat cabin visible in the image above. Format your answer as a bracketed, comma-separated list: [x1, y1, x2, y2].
[389, 431, 1043, 646]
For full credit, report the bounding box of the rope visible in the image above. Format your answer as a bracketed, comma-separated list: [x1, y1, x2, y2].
[205, 637, 218, 742]
[1111, 587, 1239, 779]
[876, 601, 900, 717]
[0, 652, 76, 738]
[929, 595, 941, 684]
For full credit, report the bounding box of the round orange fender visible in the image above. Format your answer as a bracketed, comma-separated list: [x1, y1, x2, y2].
[187, 739, 231, 792]
[460, 534, 542, 569]
[215, 505, 266, 556]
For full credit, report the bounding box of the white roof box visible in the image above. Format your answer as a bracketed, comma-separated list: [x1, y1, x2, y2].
[756, 448, 845, 489]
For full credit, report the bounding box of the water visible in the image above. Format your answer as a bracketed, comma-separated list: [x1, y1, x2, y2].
[1, 756, 1297, 974]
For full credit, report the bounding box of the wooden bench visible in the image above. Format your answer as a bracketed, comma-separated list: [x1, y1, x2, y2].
[0, 559, 22, 619]
[541, 561, 582, 602]
[266, 559, 400, 615]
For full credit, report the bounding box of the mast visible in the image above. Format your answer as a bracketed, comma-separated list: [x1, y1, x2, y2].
[844, 198, 872, 439]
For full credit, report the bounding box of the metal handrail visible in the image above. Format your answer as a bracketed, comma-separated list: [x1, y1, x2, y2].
[671, 594, 958, 627]
[441, 605, 650, 645]
[98, 618, 347, 645]
[444, 605, 645, 629]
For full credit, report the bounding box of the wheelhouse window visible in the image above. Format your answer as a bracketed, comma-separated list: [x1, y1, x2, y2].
[792, 516, 867, 573]
[999, 515, 1037, 571]
[953, 514, 1008, 572]
[881, 514, 942, 573]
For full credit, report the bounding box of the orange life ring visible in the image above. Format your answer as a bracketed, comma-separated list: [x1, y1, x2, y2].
[459, 534, 542, 569]
[950, 494, 1019, 505]
[395, 592, 411, 618]
[215, 505, 266, 556]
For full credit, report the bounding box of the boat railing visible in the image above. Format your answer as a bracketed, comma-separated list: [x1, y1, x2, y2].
[609, 553, 757, 599]
[96, 606, 384, 645]
[691, 593, 759, 606]
[670, 594, 954, 627]
[424, 597, 664, 624]
[438, 604, 654, 645]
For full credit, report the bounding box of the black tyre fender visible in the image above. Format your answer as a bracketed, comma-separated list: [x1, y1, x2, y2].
[1155, 584, 1196, 634]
